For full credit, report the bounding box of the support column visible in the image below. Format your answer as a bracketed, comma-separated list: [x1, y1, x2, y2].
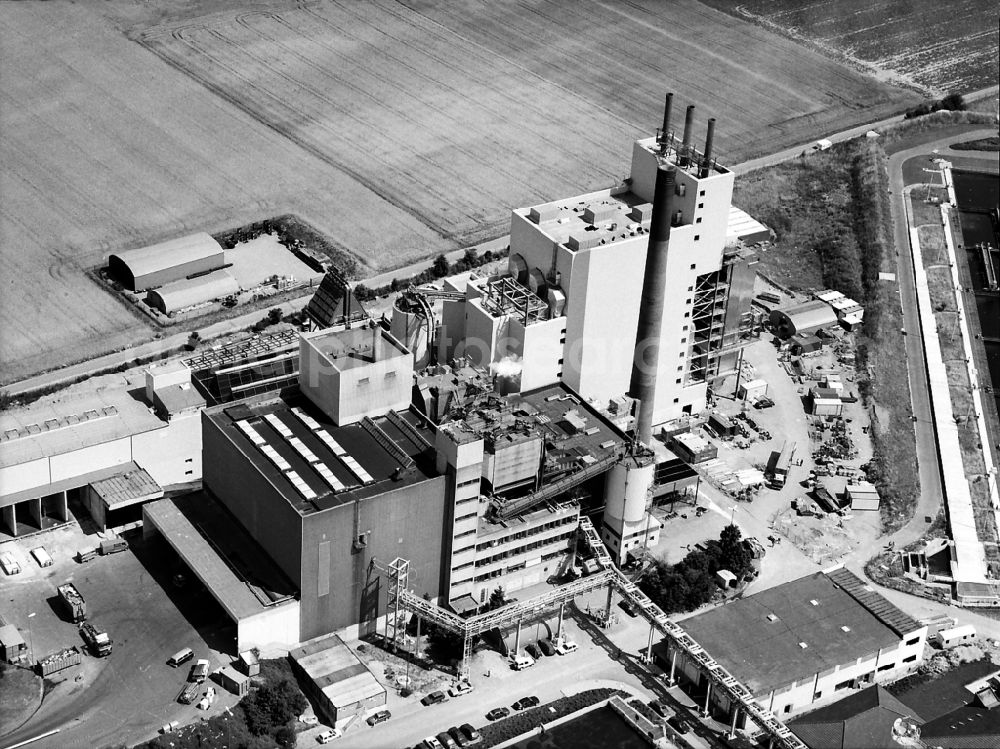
[57, 491, 69, 522]
[728, 706, 740, 739]
[556, 602, 565, 641]
[668, 648, 678, 686]
[1, 504, 16, 537]
[514, 618, 522, 655]
[27, 498, 42, 530]
[604, 583, 615, 621]
[768, 737, 776, 749]
[702, 681, 713, 717]
[645, 623, 655, 661]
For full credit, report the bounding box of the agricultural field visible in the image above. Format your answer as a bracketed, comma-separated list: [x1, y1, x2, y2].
[705, 0, 999, 94]
[1, 0, 920, 385]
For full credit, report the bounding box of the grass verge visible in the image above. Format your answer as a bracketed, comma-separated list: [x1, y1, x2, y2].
[480, 688, 626, 748]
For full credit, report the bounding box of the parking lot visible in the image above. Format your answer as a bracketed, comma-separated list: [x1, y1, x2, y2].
[0, 522, 240, 749]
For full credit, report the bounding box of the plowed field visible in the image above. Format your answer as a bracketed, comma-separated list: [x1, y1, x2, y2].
[704, 0, 998, 94]
[2, 0, 919, 384]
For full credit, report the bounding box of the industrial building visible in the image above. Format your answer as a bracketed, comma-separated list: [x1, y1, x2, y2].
[787, 686, 923, 749]
[771, 300, 840, 339]
[290, 634, 386, 727]
[0, 374, 202, 538]
[653, 567, 927, 727]
[437, 97, 759, 427]
[108, 232, 226, 292]
[186, 329, 301, 406]
[145, 269, 239, 315]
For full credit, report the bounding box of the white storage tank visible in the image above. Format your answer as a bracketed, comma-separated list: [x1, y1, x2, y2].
[604, 460, 654, 528]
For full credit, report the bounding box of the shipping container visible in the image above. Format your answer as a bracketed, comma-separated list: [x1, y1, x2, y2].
[57, 582, 87, 623]
[38, 646, 81, 676]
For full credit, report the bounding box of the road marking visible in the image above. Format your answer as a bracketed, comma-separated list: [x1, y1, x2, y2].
[1, 729, 60, 749]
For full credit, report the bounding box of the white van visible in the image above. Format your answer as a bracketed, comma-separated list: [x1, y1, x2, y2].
[512, 653, 535, 671]
[168, 647, 195, 667]
[30, 547, 53, 568]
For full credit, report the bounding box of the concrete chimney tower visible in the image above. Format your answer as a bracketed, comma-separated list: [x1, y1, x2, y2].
[629, 164, 676, 447]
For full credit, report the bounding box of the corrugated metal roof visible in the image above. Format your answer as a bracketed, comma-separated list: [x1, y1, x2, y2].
[110, 232, 223, 280]
[290, 634, 384, 709]
[147, 270, 239, 314]
[826, 567, 922, 637]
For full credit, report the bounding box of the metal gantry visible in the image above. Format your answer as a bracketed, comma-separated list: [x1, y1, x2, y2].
[385, 517, 807, 749]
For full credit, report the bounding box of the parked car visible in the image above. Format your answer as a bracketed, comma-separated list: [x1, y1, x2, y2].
[537, 639, 555, 656]
[189, 658, 210, 683]
[486, 707, 510, 721]
[447, 726, 469, 747]
[316, 728, 342, 744]
[554, 637, 578, 655]
[0, 552, 21, 575]
[367, 709, 391, 726]
[421, 690, 448, 706]
[511, 654, 534, 670]
[448, 681, 474, 697]
[512, 695, 540, 711]
[436, 731, 458, 749]
[421, 737, 444, 749]
[667, 716, 694, 735]
[459, 724, 482, 745]
[525, 642, 543, 659]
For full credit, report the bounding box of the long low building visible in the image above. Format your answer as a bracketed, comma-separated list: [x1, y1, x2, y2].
[109, 232, 225, 292]
[289, 634, 386, 727]
[146, 270, 239, 315]
[653, 566, 927, 727]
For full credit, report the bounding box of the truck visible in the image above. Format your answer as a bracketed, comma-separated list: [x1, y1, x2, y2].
[38, 646, 81, 677]
[768, 441, 796, 488]
[0, 552, 21, 575]
[79, 622, 112, 657]
[178, 681, 201, 705]
[57, 582, 87, 623]
[99, 538, 127, 556]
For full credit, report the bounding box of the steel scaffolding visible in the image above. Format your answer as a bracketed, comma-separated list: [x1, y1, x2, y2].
[384, 517, 807, 749]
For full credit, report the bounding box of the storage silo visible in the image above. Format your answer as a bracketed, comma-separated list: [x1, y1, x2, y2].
[391, 295, 430, 369]
[603, 459, 654, 530]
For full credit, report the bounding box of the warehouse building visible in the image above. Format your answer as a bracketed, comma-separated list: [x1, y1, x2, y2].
[653, 566, 927, 727]
[290, 634, 386, 727]
[145, 270, 239, 315]
[770, 300, 840, 339]
[109, 232, 225, 292]
[0, 381, 201, 538]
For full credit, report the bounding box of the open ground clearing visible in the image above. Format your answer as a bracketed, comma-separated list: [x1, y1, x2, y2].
[705, 0, 999, 94]
[0, 0, 920, 384]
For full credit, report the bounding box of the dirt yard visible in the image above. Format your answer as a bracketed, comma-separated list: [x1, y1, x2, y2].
[0, 0, 920, 384]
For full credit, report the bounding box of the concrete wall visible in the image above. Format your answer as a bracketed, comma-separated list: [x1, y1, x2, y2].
[512, 316, 565, 392]
[49, 439, 131, 483]
[0, 457, 50, 499]
[237, 602, 301, 653]
[299, 476, 447, 640]
[202, 415, 304, 586]
[132, 413, 202, 486]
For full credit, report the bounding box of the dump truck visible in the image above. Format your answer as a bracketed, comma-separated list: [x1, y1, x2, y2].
[57, 582, 86, 623]
[38, 646, 81, 677]
[79, 622, 112, 657]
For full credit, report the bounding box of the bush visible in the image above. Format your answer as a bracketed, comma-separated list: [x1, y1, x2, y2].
[267, 307, 282, 325]
[432, 254, 451, 278]
[904, 91, 967, 119]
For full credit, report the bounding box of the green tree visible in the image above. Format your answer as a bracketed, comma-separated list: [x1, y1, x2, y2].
[267, 307, 282, 325]
[432, 254, 451, 278]
[488, 585, 507, 611]
[463, 247, 479, 266]
[718, 524, 753, 579]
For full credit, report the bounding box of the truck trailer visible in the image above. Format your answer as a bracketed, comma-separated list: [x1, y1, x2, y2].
[79, 622, 112, 657]
[768, 442, 796, 488]
[38, 646, 81, 677]
[57, 582, 86, 623]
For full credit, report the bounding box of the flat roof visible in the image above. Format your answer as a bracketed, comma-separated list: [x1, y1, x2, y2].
[144, 494, 297, 619]
[517, 188, 651, 249]
[207, 394, 440, 515]
[89, 464, 163, 508]
[675, 569, 918, 696]
[0, 624, 25, 647]
[302, 326, 409, 372]
[154, 382, 206, 415]
[290, 634, 385, 709]
[0, 385, 163, 471]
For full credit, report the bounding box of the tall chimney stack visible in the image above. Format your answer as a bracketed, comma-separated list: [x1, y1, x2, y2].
[699, 118, 716, 178]
[680, 105, 695, 166]
[659, 93, 674, 151]
[629, 165, 676, 447]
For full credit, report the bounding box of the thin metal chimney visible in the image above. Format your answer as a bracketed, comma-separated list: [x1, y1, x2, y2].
[659, 93, 674, 152]
[680, 105, 695, 166]
[699, 118, 717, 178]
[629, 165, 676, 447]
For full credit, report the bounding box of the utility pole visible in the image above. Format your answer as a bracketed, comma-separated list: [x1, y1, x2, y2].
[26, 612, 35, 668]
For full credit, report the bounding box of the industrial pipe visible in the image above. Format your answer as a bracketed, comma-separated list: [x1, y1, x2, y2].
[700, 118, 717, 178]
[659, 93, 674, 151]
[680, 105, 695, 166]
[629, 165, 676, 447]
